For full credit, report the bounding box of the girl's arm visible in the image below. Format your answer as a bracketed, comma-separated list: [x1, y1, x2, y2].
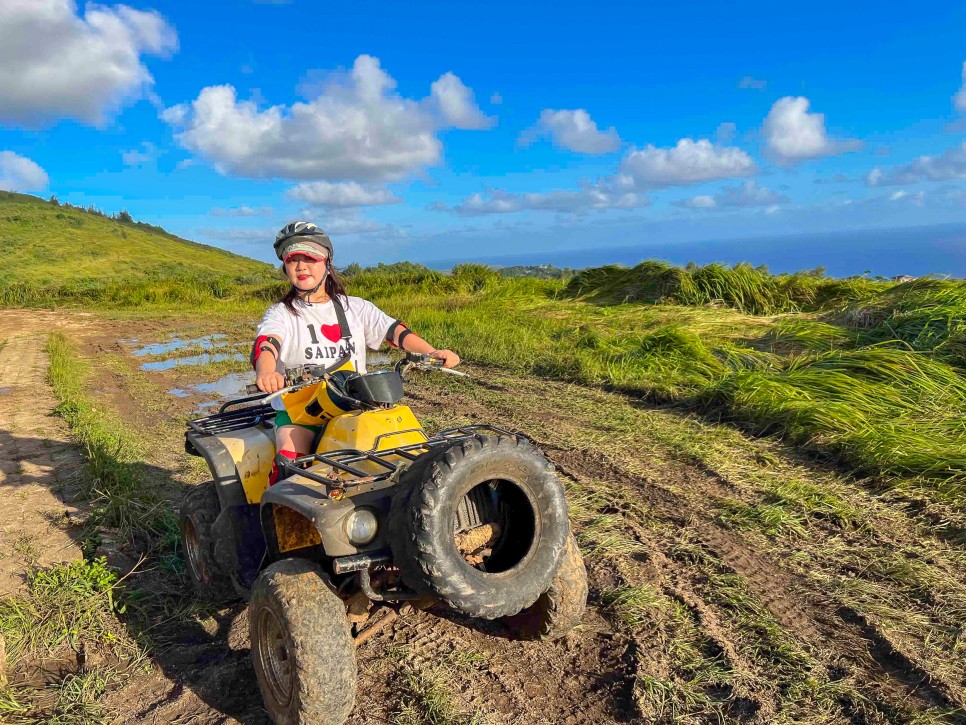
[388, 326, 460, 368]
[253, 334, 286, 392]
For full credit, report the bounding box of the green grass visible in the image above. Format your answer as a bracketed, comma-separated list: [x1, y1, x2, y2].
[6, 206, 965, 500]
[0, 191, 273, 295]
[46, 333, 175, 542]
[387, 645, 489, 725]
[0, 668, 120, 725]
[352, 269, 965, 498]
[562, 259, 886, 314]
[0, 334, 188, 722]
[0, 557, 138, 667]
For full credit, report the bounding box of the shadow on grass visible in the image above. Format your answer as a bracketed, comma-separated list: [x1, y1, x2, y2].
[0, 424, 269, 723]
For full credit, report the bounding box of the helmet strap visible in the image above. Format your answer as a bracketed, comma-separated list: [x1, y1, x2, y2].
[294, 267, 328, 303]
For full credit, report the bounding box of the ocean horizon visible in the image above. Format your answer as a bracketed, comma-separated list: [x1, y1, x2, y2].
[425, 222, 966, 279]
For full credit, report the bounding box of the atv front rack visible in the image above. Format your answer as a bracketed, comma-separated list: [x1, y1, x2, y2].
[281, 425, 521, 489]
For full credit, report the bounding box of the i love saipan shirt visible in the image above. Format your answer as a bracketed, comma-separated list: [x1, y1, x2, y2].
[255, 295, 395, 410]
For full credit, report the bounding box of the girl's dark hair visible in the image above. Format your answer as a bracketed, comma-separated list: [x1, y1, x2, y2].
[279, 264, 349, 316]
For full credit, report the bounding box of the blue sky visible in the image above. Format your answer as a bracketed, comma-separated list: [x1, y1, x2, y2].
[3, 0, 966, 270]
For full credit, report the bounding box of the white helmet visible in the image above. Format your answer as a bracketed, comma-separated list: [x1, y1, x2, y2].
[273, 221, 333, 261]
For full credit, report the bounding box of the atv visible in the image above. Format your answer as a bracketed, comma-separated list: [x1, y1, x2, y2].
[180, 353, 587, 725]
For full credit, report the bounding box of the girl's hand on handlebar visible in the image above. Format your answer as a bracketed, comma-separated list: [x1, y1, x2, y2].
[256, 371, 286, 393]
[431, 349, 460, 368]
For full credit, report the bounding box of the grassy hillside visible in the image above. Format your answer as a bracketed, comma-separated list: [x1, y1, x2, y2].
[0, 191, 278, 305]
[345, 264, 966, 501]
[3, 201, 963, 498]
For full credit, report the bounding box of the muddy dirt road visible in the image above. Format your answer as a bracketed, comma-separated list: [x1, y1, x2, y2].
[1, 310, 964, 724]
[0, 312, 90, 596]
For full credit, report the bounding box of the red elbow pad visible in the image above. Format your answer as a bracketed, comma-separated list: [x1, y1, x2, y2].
[251, 335, 281, 368]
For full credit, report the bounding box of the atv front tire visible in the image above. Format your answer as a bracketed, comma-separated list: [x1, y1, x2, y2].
[503, 533, 587, 640]
[250, 559, 357, 725]
[389, 434, 569, 619]
[180, 481, 235, 603]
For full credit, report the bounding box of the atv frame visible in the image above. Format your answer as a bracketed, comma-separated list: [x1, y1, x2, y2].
[181, 356, 588, 725]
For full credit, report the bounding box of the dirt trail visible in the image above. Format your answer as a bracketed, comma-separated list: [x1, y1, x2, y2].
[0, 312, 90, 596]
[4, 310, 964, 724]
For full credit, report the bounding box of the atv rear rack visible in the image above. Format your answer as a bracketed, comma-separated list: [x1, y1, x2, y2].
[281, 425, 521, 489]
[186, 394, 276, 435]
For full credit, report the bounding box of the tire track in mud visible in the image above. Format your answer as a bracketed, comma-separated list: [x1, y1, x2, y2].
[356, 608, 640, 725]
[407, 379, 966, 716]
[545, 444, 962, 717]
[409, 378, 964, 713]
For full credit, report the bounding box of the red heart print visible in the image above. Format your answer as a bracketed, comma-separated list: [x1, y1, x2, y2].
[320, 324, 342, 342]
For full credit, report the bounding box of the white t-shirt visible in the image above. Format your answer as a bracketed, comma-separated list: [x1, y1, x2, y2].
[256, 295, 396, 410]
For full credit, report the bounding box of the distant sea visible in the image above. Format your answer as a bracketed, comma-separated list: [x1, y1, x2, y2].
[426, 223, 966, 278]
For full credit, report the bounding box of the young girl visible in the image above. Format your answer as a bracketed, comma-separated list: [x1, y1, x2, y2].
[253, 221, 460, 480]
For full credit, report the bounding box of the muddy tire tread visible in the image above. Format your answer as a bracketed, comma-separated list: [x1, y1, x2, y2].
[249, 558, 357, 725]
[389, 434, 569, 619]
[504, 533, 588, 641]
[180, 481, 236, 604]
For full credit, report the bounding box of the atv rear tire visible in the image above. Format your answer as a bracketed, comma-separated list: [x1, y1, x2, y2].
[180, 481, 235, 604]
[503, 533, 587, 640]
[250, 559, 357, 725]
[389, 434, 569, 619]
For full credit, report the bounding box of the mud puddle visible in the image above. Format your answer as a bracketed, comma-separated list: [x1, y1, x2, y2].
[130, 334, 228, 357]
[170, 371, 256, 411]
[143, 352, 244, 371]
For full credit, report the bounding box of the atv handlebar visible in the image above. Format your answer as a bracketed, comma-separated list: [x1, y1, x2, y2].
[244, 353, 461, 395]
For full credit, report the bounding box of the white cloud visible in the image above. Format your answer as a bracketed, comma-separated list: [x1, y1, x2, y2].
[121, 141, 159, 167]
[166, 55, 490, 181]
[739, 76, 767, 90]
[954, 62, 966, 113]
[866, 142, 966, 186]
[887, 189, 925, 206]
[762, 96, 862, 165]
[678, 195, 717, 209]
[675, 180, 788, 210]
[435, 136, 753, 216]
[715, 122, 737, 144]
[619, 138, 757, 188]
[198, 227, 270, 241]
[520, 109, 621, 154]
[292, 209, 391, 236]
[0, 0, 177, 127]
[0, 151, 49, 191]
[320, 213, 385, 235]
[287, 181, 401, 208]
[716, 180, 788, 207]
[209, 205, 272, 217]
[432, 185, 648, 216]
[429, 72, 494, 130]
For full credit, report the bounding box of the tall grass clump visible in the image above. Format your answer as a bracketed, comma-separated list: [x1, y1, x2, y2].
[564, 260, 889, 314]
[701, 347, 966, 493]
[354, 264, 966, 497]
[838, 278, 966, 367]
[46, 333, 171, 541]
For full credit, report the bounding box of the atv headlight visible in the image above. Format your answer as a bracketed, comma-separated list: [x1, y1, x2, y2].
[344, 508, 379, 546]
